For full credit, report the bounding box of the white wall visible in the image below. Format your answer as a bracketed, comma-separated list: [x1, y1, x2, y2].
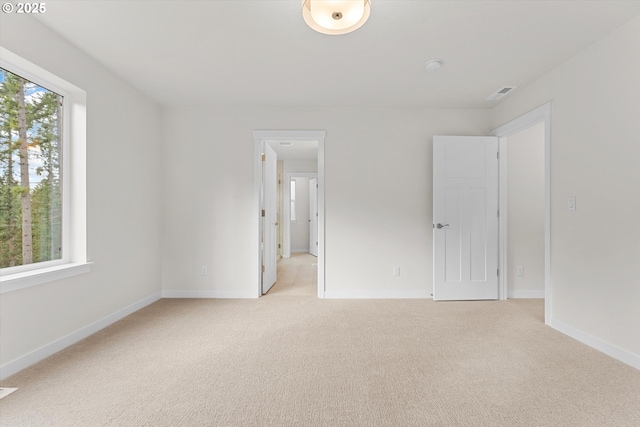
[160, 107, 490, 298]
[491, 16, 640, 363]
[284, 160, 317, 174]
[0, 16, 162, 373]
[507, 123, 545, 297]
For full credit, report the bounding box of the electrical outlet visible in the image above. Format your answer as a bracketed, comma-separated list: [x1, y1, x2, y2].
[568, 197, 576, 211]
[516, 266, 524, 277]
[393, 267, 400, 277]
[201, 267, 208, 276]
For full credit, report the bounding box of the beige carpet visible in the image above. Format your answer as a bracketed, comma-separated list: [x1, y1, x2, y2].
[1, 297, 639, 426]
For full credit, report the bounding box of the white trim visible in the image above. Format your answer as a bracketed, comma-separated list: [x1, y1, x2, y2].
[0, 388, 18, 399]
[550, 318, 640, 371]
[317, 135, 325, 298]
[1, 258, 68, 278]
[0, 292, 161, 380]
[325, 290, 432, 299]
[491, 103, 551, 136]
[508, 290, 545, 299]
[0, 47, 77, 98]
[498, 138, 508, 300]
[542, 108, 552, 325]
[162, 290, 256, 299]
[491, 102, 552, 323]
[284, 172, 317, 258]
[252, 136, 263, 298]
[253, 130, 326, 299]
[0, 262, 92, 294]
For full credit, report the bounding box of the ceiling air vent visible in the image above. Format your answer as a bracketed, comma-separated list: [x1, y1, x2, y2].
[486, 86, 515, 101]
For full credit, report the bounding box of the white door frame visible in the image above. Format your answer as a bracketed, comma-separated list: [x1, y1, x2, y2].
[491, 102, 552, 324]
[283, 172, 317, 259]
[309, 177, 319, 257]
[262, 143, 278, 294]
[253, 130, 326, 298]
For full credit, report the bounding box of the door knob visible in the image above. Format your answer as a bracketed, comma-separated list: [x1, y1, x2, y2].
[436, 223, 450, 229]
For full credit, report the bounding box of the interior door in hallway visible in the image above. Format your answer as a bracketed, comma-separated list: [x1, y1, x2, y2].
[309, 177, 318, 257]
[262, 143, 277, 294]
[433, 136, 499, 300]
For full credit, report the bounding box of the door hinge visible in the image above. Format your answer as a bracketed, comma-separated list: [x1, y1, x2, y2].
[261, 153, 265, 161]
[261, 210, 265, 217]
[262, 265, 265, 273]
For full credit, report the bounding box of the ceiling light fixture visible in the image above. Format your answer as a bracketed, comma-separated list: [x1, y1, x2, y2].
[425, 59, 443, 72]
[302, 0, 371, 35]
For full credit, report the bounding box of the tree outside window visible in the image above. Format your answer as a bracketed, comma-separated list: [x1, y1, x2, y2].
[0, 67, 63, 268]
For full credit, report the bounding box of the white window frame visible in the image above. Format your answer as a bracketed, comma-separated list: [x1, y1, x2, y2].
[0, 47, 90, 293]
[290, 179, 297, 223]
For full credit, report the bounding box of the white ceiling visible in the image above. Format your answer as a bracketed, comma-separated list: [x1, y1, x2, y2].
[34, 1, 640, 109]
[267, 139, 319, 161]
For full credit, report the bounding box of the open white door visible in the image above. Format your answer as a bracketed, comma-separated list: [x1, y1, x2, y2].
[262, 143, 277, 294]
[309, 177, 318, 257]
[433, 136, 499, 300]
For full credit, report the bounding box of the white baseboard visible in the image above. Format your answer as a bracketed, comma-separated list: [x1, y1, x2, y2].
[324, 289, 432, 299]
[550, 318, 640, 371]
[0, 292, 162, 380]
[508, 290, 545, 299]
[162, 290, 257, 299]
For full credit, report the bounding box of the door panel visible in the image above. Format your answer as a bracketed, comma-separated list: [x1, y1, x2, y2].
[309, 177, 318, 257]
[444, 187, 461, 282]
[433, 135, 498, 301]
[470, 187, 487, 281]
[262, 144, 277, 294]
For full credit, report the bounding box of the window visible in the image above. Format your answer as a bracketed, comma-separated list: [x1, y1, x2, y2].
[0, 48, 88, 293]
[290, 179, 296, 223]
[0, 67, 63, 268]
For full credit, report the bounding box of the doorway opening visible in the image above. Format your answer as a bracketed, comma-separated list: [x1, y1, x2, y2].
[283, 173, 318, 258]
[492, 103, 551, 324]
[253, 130, 326, 298]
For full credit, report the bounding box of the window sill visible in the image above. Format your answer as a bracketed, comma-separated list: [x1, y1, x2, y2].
[0, 262, 92, 294]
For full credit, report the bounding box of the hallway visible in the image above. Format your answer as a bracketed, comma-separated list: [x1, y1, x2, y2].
[267, 253, 317, 296]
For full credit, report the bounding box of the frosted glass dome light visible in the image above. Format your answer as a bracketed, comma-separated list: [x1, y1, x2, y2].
[302, 0, 371, 35]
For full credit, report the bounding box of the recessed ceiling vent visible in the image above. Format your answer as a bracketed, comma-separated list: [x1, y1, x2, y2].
[486, 86, 516, 101]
